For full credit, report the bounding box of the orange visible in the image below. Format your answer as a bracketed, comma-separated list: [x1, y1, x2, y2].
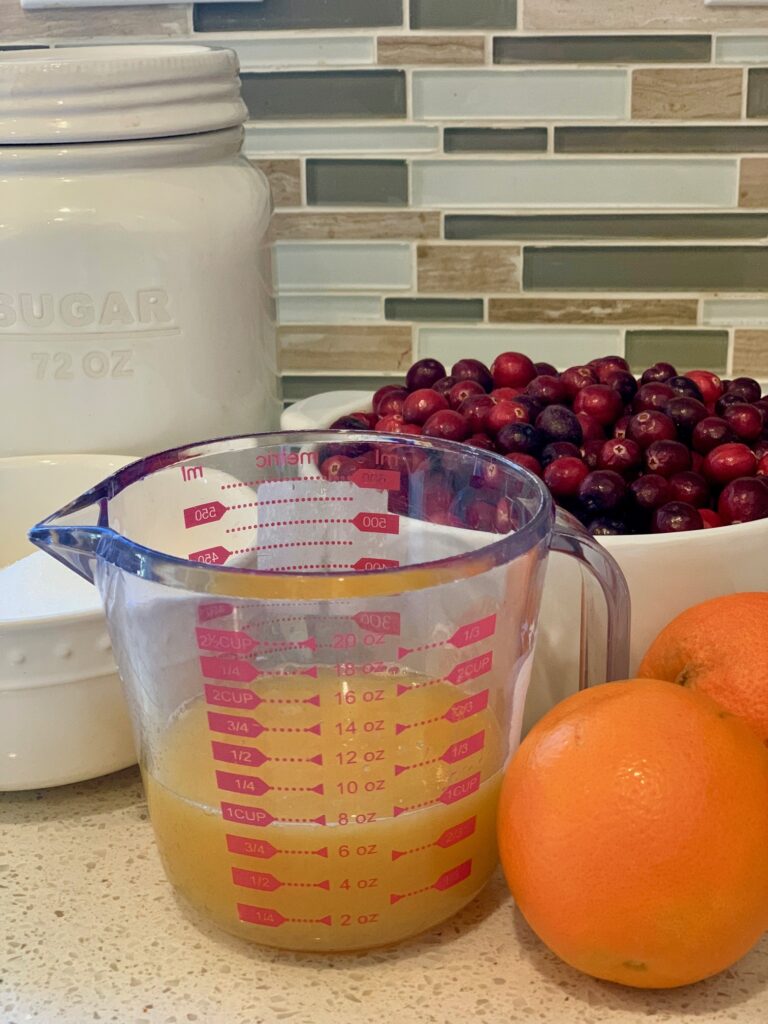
[497, 678, 768, 989]
[638, 592, 768, 742]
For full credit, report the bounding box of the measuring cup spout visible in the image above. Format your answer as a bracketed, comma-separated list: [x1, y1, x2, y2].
[28, 486, 109, 585]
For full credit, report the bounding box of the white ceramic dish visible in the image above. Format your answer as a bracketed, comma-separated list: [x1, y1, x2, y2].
[0, 453, 136, 790]
[282, 391, 768, 730]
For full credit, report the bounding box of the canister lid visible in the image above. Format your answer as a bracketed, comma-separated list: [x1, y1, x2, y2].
[0, 44, 248, 144]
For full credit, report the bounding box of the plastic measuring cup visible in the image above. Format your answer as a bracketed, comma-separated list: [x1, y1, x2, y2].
[30, 431, 629, 953]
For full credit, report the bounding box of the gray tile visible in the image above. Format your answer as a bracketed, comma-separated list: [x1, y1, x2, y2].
[307, 160, 408, 206]
[748, 68, 768, 119]
[385, 298, 484, 321]
[241, 72, 406, 121]
[411, 0, 515, 28]
[524, 246, 768, 292]
[444, 127, 547, 153]
[556, 125, 768, 154]
[283, 375, 395, 403]
[446, 213, 768, 240]
[494, 34, 710, 64]
[194, 0, 402, 31]
[626, 331, 728, 374]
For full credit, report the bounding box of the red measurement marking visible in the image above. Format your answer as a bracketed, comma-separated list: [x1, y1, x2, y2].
[237, 904, 331, 928]
[395, 690, 489, 729]
[391, 817, 476, 860]
[230, 539, 354, 557]
[394, 730, 485, 774]
[189, 545, 231, 565]
[221, 803, 326, 828]
[207, 711, 321, 739]
[221, 475, 323, 491]
[445, 651, 493, 687]
[393, 772, 481, 816]
[397, 614, 497, 658]
[212, 741, 323, 768]
[200, 657, 318, 684]
[390, 859, 473, 904]
[184, 501, 228, 529]
[198, 602, 234, 624]
[196, 627, 258, 655]
[232, 867, 330, 892]
[226, 835, 329, 859]
[205, 684, 319, 711]
[352, 611, 401, 635]
[350, 512, 399, 535]
[216, 770, 324, 798]
[259, 636, 317, 653]
[349, 467, 401, 492]
[352, 556, 400, 571]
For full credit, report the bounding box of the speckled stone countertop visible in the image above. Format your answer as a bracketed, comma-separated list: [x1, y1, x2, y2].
[3, 767, 768, 1024]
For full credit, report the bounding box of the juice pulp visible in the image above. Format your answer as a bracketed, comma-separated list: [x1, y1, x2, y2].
[143, 671, 503, 952]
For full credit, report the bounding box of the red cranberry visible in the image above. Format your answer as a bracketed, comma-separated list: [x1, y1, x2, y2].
[451, 358, 493, 392]
[703, 443, 757, 485]
[718, 476, 768, 524]
[490, 351, 537, 389]
[447, 379, 485, 409]
[684, 370, 723, 407]
[544, 456, 589, 498]
[458, 394, 495, 433]
[699, 508, 722, 529]
[691, 417, 737, 454]
[627, 410, 677, 449]
[653, 501, 703, 533]
[486, 400, 528, 435]
[759, 454, 768, 477]
[589, 516, 630, 537]
[432, 375, 457, 398]
[588, 355, 631, 381]
[668, 471, 710, 508]
[534, 361, 559, 377]
[664, 397, 708, 439]
[726, 377, 762, 404]
[405, 358, 446, 392]
[526, 374, 569, 406]
[576, 412, 605, 442]
[598, 438, 642, 475]
[605, 370, 638, 405]
[398, 422, 424, 436]
[464, 432, 495, 451]
[723, 403, 764, 441]
[490, 387, 522, 403]
[560, 365, 598, 398]
[375, 414, 405, 432]
[612, 415, 631, 440]
[640, 362, 677, 385]
[376, 388, 408, 418]
[582, 439, 605, 470]
[320, 454, 357, 481]
[505, 452, 542, 478]
[422, 409, 470, 442]
[633, 382, 675, 413]
[373, 385, 407, 417]
[541, 441, 582, 467]
[644, 440, 691, 478]
[348, 411, 378, 429]
[329, 414, 372, 431]
[573, 384, 624, 426]
[629, 474, 671, 512]
[402, 388, 449, 425]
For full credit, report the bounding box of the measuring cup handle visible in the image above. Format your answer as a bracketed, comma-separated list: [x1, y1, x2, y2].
[549, 508, 631, 689]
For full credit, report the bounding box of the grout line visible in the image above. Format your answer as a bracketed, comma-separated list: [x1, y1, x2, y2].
[742, 66, 750, 119]
[726, 327, 735, 376]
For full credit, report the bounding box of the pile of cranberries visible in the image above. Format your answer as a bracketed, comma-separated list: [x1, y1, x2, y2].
[328, 352, 768, 535]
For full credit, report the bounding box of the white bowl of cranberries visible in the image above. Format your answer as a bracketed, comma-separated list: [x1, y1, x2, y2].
[282, 352, 768, 712]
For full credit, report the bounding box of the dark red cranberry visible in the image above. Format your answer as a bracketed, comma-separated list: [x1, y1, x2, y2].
[726, 376, 762, 404]
[497, 422, 546, 457]
[668, 471, 710, 508]
[432, 375, 457, 398]
[633, 382, 675, 413]
[666, 376, 704, 402]
[629, 473, 671, 512]
[560, 365, 598, 398]
[526, 374, 569, 406]
[447, 379, 485, 409]
[640, 362, 677, 385]
[598, 438, 642, 475]
[534, 361, 559, 377]
[458, 394, 495, 434]
[577, 470, 626, 515]
[627, 410, 677, 449]
[691, 417, 738, 454]
[605, 370, 638, 406]
[451, 358, 493, 392]
[644, 440, 691, 478]
[718, 476, 768, 524]
[535, 405, 583, 446]
[723, 403, 764, 441]
[653, 501, 703, 533]
[541, 441, 582, 467]
[405, 358, 446, 392]
[664, 397, 708, 439]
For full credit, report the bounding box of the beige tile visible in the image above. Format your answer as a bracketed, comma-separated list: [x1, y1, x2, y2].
[489, 297, 698, 326]
[733, 330, 768, 377]
[739, 159, 768, 208]
[272, 211, 440, 240]
[250, 160, 302, 208]
[279, 325, 413, 372]
[524, 0, 768, 31]
[377, 35, 486, 66]
[418, 244, 521, 293]
[0, 0, 189, 40]
[632, 69, 742, 121]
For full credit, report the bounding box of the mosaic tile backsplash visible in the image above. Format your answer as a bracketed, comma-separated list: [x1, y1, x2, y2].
[3, 0, 768, 397]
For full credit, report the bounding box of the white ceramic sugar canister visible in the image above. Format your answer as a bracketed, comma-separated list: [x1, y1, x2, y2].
[0, 46, 280, 456]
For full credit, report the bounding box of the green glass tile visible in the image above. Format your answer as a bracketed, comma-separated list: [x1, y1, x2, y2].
[445, 214, 768, 241]
[556, 126, 768, 154]
[748, 68, 768, 118]
[385, 298, 484, 321]
[524, 246, 768, 292]
[411, 0, 515, 29]
[625, 331, 728, 374]
[307, 160, 408, 206]
[282, 376, 394, 403]
[241, 72, 406, 121]
[194, 0, 402, 31]
[444, 128, 547, 153]
[494, 35, 710, 65]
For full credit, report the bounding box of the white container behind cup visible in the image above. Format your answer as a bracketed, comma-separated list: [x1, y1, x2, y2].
[0, 45, 280, 456]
